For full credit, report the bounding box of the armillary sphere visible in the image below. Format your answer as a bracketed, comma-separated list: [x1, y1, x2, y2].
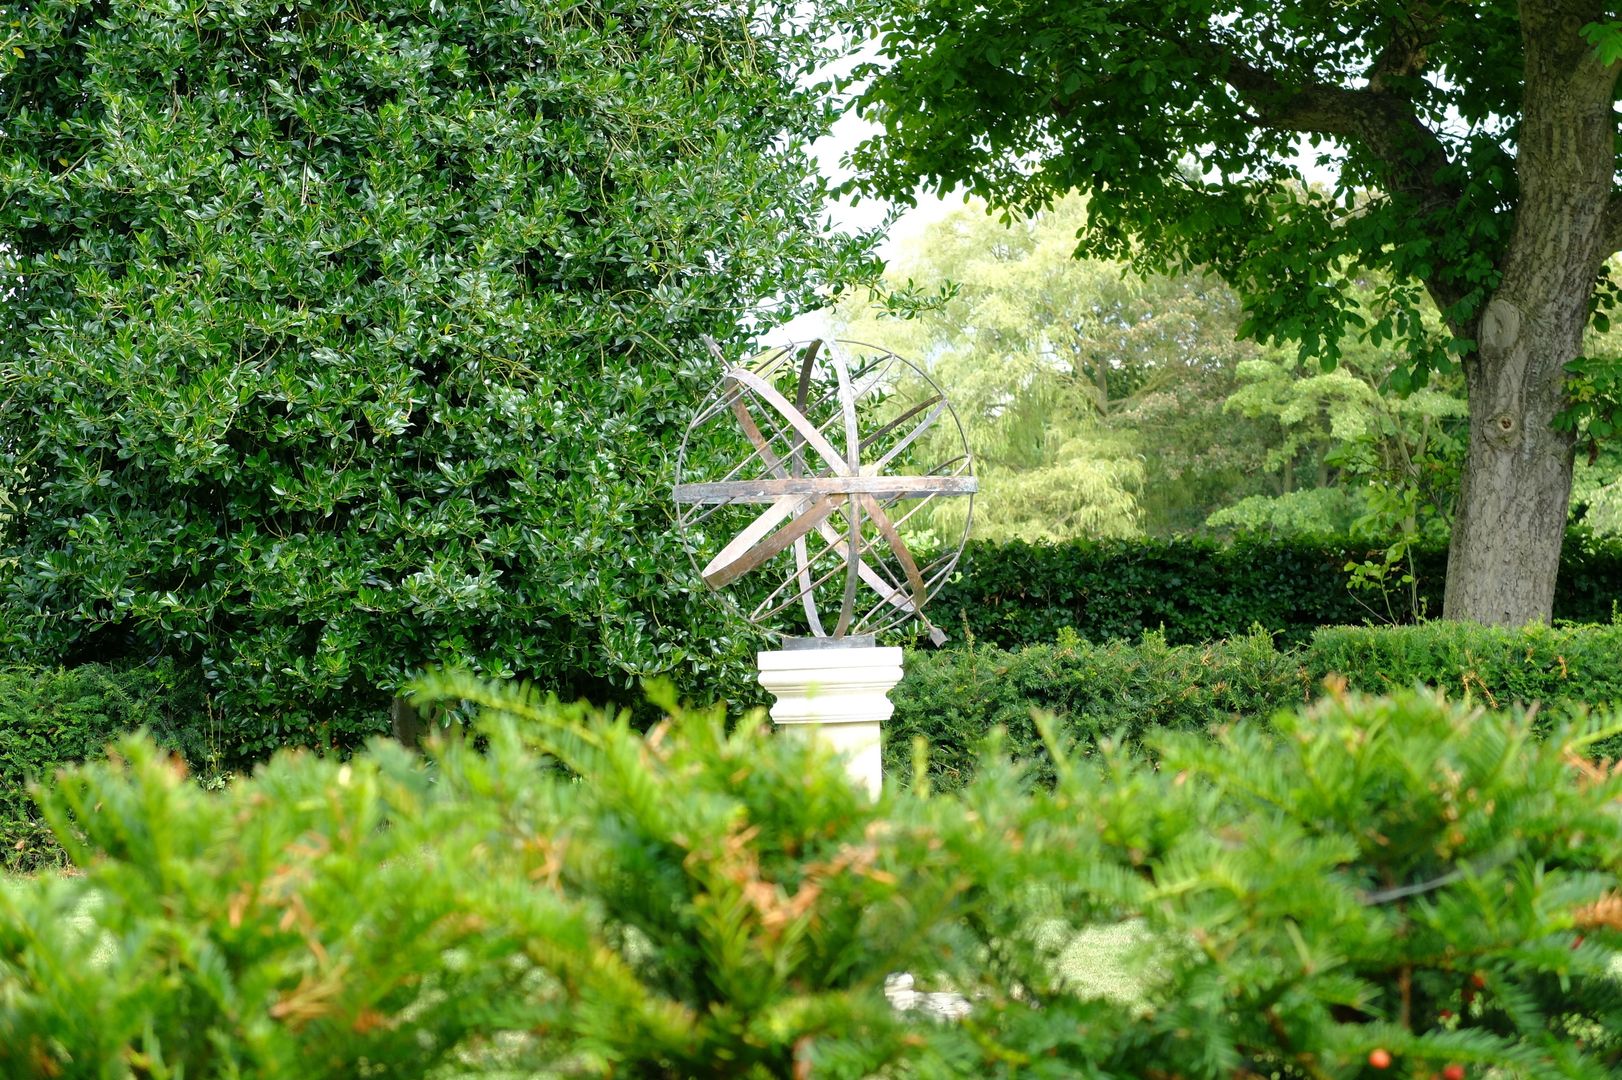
[674, 338, 976, 644]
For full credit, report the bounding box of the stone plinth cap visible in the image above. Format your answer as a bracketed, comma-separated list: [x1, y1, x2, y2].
[757, 645, 904, 672]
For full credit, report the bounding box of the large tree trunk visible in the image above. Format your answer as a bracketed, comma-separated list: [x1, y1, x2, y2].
[1441, 0, 1616, 625]
[1444, 301, 1580, 624]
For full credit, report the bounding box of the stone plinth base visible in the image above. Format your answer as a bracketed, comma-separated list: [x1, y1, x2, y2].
[756, 643, 903, 798]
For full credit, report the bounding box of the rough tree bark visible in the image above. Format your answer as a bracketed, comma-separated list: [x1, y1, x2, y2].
[1442, 0, 1617, 625]
[390, 696, 430, 750]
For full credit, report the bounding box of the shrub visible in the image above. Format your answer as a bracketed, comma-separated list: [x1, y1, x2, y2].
[0, 0, 870, 758]
[939, 690, 1622, 1076]
[1311, 620, 1622, 711]
[1, 681, 1616, 1077]
[886, 628, 1310, 790]
[934, 532, 1622, 649]
[0, 662, 205, 872]
[0, 679, 971, 1078]
[892, 621, 1622, 791]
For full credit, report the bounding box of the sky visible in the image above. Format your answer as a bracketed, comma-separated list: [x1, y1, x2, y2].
[775, 43, 960, 341]
[778, 114, 955, 340]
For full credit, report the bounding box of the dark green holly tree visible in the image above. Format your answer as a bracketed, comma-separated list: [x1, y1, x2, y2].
[843, 0, 1622, 625]
[0, 0, 874, 757]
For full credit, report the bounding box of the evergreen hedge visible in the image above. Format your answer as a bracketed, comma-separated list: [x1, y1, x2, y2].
[933, 532, 1622, 648]
[8, 621, 1621, 869]
[2, 680, 1618, 1077]
[887, 629, 1311, 790]
[0, 0, 866, 757]
[0, 662, 207, 872]
[1313, 620, 1622, 707]
[889, 622, 1622, 791]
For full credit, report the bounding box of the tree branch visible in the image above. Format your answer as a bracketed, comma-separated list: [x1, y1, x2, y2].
[1365, 2, 1442, 92]
[1218, 56, 1457, 219]
[1177, 32, 1472, 315]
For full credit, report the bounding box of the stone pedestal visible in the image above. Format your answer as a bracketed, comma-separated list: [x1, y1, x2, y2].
[755, 638, 903, 798]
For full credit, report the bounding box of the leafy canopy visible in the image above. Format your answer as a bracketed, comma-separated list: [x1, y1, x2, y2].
[841, 0, 1526, 389]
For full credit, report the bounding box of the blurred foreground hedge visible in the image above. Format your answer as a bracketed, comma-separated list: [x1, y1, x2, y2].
[1, 679, 1618, 1077]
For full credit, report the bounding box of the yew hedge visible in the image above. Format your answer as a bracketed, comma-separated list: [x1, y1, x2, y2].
[888, 622, 1622, 792]
[2, 680, 1618, 1078]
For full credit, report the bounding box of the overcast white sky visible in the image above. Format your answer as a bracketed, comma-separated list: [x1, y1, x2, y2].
[777, 102, 959, 339]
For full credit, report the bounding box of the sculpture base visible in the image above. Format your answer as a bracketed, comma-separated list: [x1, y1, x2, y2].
[756, 642, 903, 798]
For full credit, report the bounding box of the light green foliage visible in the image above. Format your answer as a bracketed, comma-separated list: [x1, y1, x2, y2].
[0, 0, 873, 758]
[0, 681, 960, 1078]
[1573, 443, 1622, 535]
[1213, 321, 1470, 608]
[1582, 19, 1622, 65]
[3, 681, 1617, 1077]
[962, 438, 1144, 543]
[5, 736, 526, 1078]
[1205, 487, 1367, 536]
[839, 195, 1275, 539]
[1218, 350, 1467, 533]
[1569, 311, 1622, 535]
[405, 674, 967, 1079]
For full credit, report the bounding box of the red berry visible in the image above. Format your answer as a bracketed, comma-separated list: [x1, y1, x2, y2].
[1442, 1065, 1465, 1080]
[1369, 1048, 1393, 1070]
[1469, 972, 1487, 989]
[1438, 1008, 1453, 1019]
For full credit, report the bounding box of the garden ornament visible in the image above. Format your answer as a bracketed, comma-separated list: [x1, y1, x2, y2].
[674, 338, 976, 645]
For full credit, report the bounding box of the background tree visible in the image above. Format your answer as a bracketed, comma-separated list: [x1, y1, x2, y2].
[0, 0, 872, 759]
[1213, 279, 1622, 551]
[1212, 306, 1469, 521]
[839, 195, 1276, 540]
[1573, 443, 1622, 534]
[843, 0, 1622, 625]
[1213, 337, 1470, 616]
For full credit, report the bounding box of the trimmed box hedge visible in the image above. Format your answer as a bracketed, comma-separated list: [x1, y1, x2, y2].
[890, 621, 1622, 790]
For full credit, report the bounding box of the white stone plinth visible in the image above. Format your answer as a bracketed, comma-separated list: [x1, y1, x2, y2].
[756, 644, 904, 798]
